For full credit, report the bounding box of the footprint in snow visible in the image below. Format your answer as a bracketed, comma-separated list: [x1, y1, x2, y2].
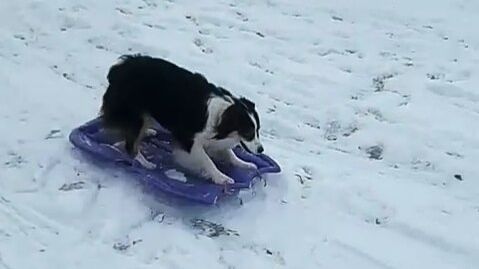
[193, 38, 213, 54]
[191, 218, 239, 238]
[4, 152, 27, 168]
[359, 145, 384, 160]
[59, 181, 85, 191]
[45, 129, 63, 140]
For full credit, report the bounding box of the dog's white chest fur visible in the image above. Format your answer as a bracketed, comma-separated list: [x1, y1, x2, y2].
[201, 96, 235, 143]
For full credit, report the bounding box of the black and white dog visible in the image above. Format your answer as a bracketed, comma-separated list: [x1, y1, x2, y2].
[100, 55, 263, 185]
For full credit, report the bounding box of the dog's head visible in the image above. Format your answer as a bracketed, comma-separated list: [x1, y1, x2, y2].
[215, 97, 264, 154]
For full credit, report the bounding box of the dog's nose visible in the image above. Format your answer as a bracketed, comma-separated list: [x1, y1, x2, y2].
[257, 146, 264, 154]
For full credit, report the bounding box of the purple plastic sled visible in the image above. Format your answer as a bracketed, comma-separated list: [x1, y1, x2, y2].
[69, 117, 281, 205]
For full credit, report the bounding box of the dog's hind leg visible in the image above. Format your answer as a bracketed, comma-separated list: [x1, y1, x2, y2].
[116, 114, 156, 147]
[124, 115, 156, 169]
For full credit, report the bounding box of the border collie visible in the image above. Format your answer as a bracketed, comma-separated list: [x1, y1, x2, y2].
[100, 55, 263, 185]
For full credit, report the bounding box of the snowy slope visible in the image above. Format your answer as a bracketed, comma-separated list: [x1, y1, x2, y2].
[1, 0, 479, 268]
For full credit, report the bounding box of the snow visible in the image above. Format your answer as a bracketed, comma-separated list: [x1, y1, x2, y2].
[1, 0, 479, 268]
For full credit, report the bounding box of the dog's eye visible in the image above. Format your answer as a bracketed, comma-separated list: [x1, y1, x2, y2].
[245, 130, 255, 139]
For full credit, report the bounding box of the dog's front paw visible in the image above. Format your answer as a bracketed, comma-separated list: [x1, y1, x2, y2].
[212, 174, 235, 185]
[237, 161, 257, 170]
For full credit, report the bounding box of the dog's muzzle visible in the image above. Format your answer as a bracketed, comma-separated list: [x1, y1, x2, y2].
[240, 141, 264, 154]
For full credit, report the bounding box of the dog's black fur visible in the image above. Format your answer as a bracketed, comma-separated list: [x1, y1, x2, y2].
[100, 54, 259, 157]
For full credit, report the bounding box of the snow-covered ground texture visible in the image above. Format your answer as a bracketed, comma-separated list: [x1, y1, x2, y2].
[1, 0, 479, 268]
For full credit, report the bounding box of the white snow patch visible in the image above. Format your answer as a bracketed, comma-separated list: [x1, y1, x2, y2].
[164, 169, 188, 183]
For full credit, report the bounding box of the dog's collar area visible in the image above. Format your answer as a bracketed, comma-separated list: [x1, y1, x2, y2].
[240, 141, 253, 154]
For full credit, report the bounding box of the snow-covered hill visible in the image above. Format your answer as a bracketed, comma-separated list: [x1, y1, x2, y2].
[1, 0, 478, 268]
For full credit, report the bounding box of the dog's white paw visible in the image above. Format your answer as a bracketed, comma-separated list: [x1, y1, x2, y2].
[135, 153, 156, 169]
[237, 161, 257, 170]
[145, 128, 158, 137]
[141, 160, 157, 170]
[114, 141, 125, 149]
[212, 174, 235, 185]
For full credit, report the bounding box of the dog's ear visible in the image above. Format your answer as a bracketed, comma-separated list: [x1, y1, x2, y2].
[214, 103, 241, 140]
[239, 97, 255, 111]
